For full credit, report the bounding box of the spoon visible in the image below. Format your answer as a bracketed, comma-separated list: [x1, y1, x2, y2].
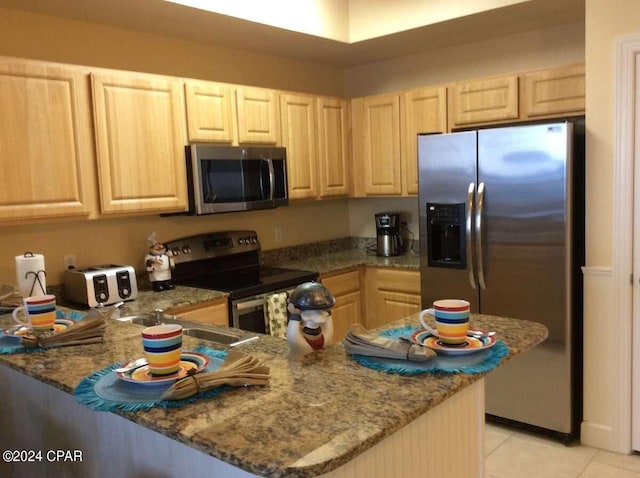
[468, 329, 496, 339]
[113, 357, 148, 374]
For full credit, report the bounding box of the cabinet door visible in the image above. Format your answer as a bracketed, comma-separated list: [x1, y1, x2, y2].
[522, 63, 585, 118]
[402, 86, 447, 195]
[322, 269, 362, 342]
[91, 71, 188, 215]
[0, 59, 94, 222]
[450, 75, 518, 127]
[184, 80, 235, 143]
[365, 268, 421, 329]
[316, 97, 351, 197]
[236, 87, 279, 144]
[168, 299, 229, 327]
[280, 93, 318, 199]
[352, 94, 401, 196]
[330, 291, 362, 343]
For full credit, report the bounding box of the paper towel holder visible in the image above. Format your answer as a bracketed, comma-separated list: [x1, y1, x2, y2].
[22, 251, 46, 296]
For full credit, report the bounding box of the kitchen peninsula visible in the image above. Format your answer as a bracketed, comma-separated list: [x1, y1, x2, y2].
[0, 302, 546, 478]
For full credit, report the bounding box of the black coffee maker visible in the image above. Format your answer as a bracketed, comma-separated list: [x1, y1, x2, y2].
[375, 212, 402, 256]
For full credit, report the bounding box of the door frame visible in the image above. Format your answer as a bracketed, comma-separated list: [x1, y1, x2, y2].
[616, 33, 640, 451]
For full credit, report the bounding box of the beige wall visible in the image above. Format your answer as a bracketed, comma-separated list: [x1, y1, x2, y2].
[348, 0, 528, 42]
[1, 200, 351, 288]
[168, 0, 351, 42]
[584, 0, 640, 267]
[579, 0, 640, 453]
[344, 21, 585, 97]
[0, 8, 344, 95]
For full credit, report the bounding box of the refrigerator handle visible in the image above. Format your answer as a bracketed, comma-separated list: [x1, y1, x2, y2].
[475, 182, 487, 290]
[466, 182, 477, 290]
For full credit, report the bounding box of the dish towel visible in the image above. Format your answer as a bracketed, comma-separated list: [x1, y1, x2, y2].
[266, 292, 288, 338]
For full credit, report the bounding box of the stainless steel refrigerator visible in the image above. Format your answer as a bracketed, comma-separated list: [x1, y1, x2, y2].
[418, 120, 584, 441]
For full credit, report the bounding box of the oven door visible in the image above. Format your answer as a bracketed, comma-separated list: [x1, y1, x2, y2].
[230, 287, 294, 334]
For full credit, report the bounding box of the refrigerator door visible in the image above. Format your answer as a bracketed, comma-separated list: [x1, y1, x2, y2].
[418, 132, 479, 312]
[478, 122, 574, 434]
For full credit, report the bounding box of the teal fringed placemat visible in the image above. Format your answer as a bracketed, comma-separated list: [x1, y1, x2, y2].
[74, 346, 229, 412]
[0, 310, 86, 354]
[349, 325, 509, 375]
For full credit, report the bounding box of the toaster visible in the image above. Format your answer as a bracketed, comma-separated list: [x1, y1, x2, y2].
[65, 264, 138, 307]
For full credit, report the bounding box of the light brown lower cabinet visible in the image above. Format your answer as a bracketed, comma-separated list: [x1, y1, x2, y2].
[321, 266, 421, 337]
[167, 298, 229, 327]
[364, 267, 421, 330]
[321, 269, 362, 343]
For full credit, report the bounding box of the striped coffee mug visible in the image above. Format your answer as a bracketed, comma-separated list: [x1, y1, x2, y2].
[420, 299, 470, 345]
[12, 294, 56, 332]
[142, 324, 183, 376]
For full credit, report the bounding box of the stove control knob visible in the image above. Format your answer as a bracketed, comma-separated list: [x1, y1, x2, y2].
[252, 237, 258, 244]
[181, 246, 191, 254]
[171, 248, 181, 256]
[238, 238, 245, 245]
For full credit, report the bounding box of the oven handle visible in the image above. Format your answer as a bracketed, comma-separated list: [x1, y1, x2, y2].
[234, 297, 268, 311]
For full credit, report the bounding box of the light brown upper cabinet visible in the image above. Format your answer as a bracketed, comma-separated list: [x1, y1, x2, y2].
[316, 97, 351, 198]
[236, 87, 280, 144]
[91, 70, 188, 215]
[351, 93, 402, 196]
[521, 63, 585, 119]
[352, 87, 446, 197]
[0, 58, 95, 223]
[280, 93, 318, 200]
[184, 80, 235, 143]
[450, 75, 519, 129]
[401, 86, 448, 195]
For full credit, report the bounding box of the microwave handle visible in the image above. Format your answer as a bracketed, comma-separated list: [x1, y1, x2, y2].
[264, 158, 275, 201]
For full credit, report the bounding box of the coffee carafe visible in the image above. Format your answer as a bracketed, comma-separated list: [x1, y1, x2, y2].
[375, 212, 403, 256]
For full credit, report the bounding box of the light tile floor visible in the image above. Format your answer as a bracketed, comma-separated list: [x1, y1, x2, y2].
[486, 422, 640, 477]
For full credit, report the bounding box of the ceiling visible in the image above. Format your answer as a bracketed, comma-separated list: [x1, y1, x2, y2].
[0, 0, 585, 67]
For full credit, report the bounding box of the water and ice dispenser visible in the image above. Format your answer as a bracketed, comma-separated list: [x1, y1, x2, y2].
[426, 203, 466, 269]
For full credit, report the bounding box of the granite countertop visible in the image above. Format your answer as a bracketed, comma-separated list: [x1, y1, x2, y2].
[0, 311, 547, 478]
[260, 237, 420, 275]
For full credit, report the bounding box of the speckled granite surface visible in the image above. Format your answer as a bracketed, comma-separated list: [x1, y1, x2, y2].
[0, 310, 547, 478]
[261, 237, 420, 275]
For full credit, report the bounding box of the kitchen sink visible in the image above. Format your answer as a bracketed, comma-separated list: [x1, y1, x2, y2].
[116, 313, 179, 327]
[182, 328, 243, 344]
[116, 312, 254, 346]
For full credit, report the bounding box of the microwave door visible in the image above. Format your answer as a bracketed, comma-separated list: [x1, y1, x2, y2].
[202, 161, 216, 203]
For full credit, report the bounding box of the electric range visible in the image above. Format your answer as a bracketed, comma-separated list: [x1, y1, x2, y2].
[166, 231, 318, 333]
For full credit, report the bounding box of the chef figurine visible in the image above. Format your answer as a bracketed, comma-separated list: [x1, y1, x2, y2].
[286, 282, 336, 356]
[145, 232, 175, 292]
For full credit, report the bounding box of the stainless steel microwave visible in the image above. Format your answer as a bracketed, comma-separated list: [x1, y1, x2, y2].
[184, 145, 288, 215]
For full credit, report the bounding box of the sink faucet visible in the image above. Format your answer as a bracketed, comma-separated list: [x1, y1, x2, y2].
[154, 308, 164, 325]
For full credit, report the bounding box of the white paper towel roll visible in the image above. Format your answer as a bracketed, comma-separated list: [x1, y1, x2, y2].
[15, 253, 47, 298]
